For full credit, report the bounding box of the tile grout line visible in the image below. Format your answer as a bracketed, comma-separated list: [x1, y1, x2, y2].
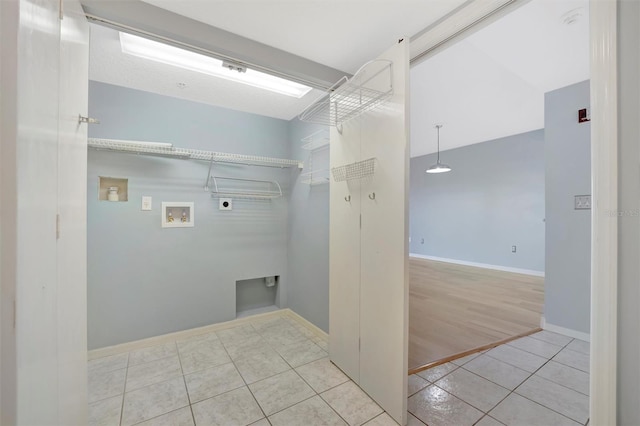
[247, 322, 345, 423]
[288, 364, 356, 425]
[483, 337, 588, 425]
[317, 388, 371, 426]
[220, 326, 271, 424]
[126, 342, 191, 426]
[174, 341, 198, 426]
[413, 333, 587, 425]
[472, 414, 505, 426]
[118, 353, 130, 426]
[407, 412, 427, 426]
[95, 322, 586, 426]
[247, 320, 359, 425]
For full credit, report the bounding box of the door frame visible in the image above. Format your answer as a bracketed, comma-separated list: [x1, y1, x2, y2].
[413, 1, 618, 423]
[589, 1, 617, 424]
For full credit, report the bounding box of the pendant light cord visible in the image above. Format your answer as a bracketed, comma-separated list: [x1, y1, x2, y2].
[436, 124, 442, 163]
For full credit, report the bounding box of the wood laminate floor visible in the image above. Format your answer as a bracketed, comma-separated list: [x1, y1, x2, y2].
[409, 257, 544, 371]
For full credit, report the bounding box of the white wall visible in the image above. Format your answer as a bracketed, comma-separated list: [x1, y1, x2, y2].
[286, 119, 330, 332]
[544, 80, 591, 335]
[410, 130, 545, 273]
[87, 82, 291, 349]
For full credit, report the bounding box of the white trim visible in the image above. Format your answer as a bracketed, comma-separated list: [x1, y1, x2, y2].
[409, 253, 545, 277]
[540, 317, 590, 342]
[409, 0, 529, 65]
[589, 1, 618, 424]
[88, 308, 323, 360]
[284, 309, 329, 342]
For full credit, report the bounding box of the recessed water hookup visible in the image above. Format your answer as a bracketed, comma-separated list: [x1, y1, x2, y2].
[161, 202, 194, 228]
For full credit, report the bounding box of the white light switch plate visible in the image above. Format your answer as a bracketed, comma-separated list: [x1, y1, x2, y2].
[141, 196, 152, 211]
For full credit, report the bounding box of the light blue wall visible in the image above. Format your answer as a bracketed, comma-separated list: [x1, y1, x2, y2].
[409, 130, 545, 272]
[544, 80, 591, 334]
[286, 119, 330, 332]
[87, 81, 291, 349]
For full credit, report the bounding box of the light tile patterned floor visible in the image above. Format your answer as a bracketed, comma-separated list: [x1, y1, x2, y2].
[89, 318, 589, 426]
[409, 330, 590, 426]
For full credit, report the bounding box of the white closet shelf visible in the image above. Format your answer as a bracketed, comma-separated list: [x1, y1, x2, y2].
[88, 138, 303, 169]
[298, 60, 393, 128]
[332, 158, 376, 182]
[301, 129, 330, 151]
[301, 169, 330, 185]
[209, 176, 282, 199]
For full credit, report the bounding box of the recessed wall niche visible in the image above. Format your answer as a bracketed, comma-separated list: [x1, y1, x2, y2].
[98, 176, 128, 201]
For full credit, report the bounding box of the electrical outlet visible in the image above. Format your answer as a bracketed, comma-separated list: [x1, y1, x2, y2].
[575, 195, 591, 210]
[421, 238, 424, 244]
[512, 245, 517, 253]
[219, 198, 232, 211]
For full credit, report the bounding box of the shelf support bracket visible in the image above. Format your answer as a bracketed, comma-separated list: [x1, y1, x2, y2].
[204, 156, 215, 191]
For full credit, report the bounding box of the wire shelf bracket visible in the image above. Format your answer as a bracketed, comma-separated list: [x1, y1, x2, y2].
[331, 158, 376, 182]
[301, 169, 331, 185]
[298, 60, 393, 132]
[301, 128, 330, 151]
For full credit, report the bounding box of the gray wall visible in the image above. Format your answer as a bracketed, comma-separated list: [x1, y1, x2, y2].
[617, 1, 640, 423]
[286, 119, 330, 332]
[544, 80, 591, 334]
[409, 130, 545, 272]
[87, 81, 290, 349]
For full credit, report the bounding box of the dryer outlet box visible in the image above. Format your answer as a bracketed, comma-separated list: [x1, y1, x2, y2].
[219, 198, 233, 211]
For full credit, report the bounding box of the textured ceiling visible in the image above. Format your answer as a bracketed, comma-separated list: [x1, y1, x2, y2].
[139, 0, 468, 74]
[89, 24, 327, 121]
[410, 0, 589, 158]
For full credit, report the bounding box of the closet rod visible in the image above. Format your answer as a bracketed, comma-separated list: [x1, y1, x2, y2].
[88, 138, 304, 169]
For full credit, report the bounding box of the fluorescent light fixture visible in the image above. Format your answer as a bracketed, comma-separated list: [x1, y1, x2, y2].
[119, 32, 313, 98]
[426, 124, 452, 174]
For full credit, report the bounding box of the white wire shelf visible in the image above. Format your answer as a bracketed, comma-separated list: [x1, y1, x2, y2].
[331, 158, 376, 182]
[88, 138, 303, 169]
[298, 60, 393, 128]
[301, 129, 330, 151]
[301, 169, 330, 185]
[209, 177, 283, 199]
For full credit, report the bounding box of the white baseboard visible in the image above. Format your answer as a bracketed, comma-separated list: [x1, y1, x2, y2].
[88, 308, 317, 360]
[409, 253, 545, 277]
[540, 317, 590, 342]
[285, 309, 328, 342]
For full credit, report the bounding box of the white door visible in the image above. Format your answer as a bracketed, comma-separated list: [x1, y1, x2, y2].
[57, 0, 90, 422]
[329, 124, 362, 382]
[13, 0, 65, 421]
[329, 40, 409, 425]
[1, 0, 90, 423]
[359, 40, 410, 425]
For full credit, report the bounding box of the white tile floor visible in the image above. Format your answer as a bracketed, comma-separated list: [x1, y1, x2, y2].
[409, 331, 590, 426]
[89, 317, 589, 426]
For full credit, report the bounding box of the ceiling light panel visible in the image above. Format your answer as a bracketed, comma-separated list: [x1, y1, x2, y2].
[119, 32, 312, 98]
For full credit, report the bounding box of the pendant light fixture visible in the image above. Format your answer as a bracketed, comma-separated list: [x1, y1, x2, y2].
[426, 124, 452, 174]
